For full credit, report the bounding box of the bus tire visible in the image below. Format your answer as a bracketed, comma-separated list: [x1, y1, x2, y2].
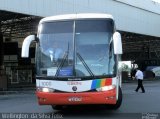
[51, 105, 63, 110]
[107, 86, 122, 110]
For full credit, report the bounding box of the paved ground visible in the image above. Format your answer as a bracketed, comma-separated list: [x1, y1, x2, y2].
[0, 81, 160, 119]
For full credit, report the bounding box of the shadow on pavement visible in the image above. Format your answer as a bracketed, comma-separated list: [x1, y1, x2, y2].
[48, 105, 140, 119]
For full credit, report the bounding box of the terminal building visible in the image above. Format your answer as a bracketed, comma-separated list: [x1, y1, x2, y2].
[0, 0, 160, 90]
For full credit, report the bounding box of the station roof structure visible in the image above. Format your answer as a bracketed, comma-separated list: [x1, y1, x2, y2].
[0, 10, 41, 39]
[0, 0, 160, 60]
[0, 0, 160, 37]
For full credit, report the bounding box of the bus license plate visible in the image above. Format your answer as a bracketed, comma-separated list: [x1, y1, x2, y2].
[68, 97, 82, 102]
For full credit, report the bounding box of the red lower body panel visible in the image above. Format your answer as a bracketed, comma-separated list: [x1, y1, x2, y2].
[36, 88, 116, 105]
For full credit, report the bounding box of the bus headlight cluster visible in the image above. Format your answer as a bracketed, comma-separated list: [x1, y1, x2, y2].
[37, 87, 55, 93]
[96, 85, 116, 92]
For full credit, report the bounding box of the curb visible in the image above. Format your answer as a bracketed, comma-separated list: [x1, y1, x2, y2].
[123, 79, 160, 83]
[0, 90, 35, 95]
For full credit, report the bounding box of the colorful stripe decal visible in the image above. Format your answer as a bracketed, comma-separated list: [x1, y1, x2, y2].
[91, 78, 112, 90]
[91, 79, 97, 90]
[101, 79, 106, 87]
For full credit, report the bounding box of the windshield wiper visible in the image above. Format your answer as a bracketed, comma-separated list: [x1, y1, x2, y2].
[55, 43, 69, 76]
[76, 52, 94, 77]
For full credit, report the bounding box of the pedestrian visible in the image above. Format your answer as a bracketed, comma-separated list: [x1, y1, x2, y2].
[135, 68, 145, 93]
[43, 41, 63, 62]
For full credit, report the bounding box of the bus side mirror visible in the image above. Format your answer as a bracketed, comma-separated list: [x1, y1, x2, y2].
[113, 32, 123, 54]
[21, 35, 36, 58]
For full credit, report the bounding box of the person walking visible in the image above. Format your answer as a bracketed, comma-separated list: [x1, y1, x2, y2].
[135, 68, 145, 93]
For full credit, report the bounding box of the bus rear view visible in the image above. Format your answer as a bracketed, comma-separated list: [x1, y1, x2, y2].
[21, 13, 123, 110]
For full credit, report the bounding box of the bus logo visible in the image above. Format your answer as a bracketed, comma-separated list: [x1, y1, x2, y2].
[72, 86, 77, 91]
[67, 81, 82, 85]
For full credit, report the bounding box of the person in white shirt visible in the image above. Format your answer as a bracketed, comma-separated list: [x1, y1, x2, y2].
[43, 42, 63, 62]
[135, 68, 145, 93]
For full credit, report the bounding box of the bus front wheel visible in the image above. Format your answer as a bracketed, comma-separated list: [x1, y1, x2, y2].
[107, 86, 122, 110]
[51, 105, 64, 110]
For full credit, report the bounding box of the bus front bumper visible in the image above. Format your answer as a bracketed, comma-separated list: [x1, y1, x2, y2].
[36, 88, 116, 105]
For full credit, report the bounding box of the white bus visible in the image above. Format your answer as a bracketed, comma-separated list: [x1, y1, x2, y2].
[21, 13, 123, 110]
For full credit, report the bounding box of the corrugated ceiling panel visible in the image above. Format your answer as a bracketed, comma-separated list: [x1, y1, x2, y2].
[0, 0, 160, 37]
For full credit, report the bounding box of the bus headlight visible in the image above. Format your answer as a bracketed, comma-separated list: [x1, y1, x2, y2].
[96, 85, 116, 92]
[37, 87, 55, 93]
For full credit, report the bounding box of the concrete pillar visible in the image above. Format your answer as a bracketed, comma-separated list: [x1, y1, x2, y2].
[0, 22, 7, 90]
[0, 31, 3, 68]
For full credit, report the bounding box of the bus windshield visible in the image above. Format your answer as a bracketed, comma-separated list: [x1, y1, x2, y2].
[36, 19, 116, 78]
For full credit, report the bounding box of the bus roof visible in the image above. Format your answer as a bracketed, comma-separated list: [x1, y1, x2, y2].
[40, 13, 114, 23]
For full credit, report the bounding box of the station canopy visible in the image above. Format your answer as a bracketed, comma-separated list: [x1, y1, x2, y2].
[1, 10, 160, 64]
[0, 10, 41, 39]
